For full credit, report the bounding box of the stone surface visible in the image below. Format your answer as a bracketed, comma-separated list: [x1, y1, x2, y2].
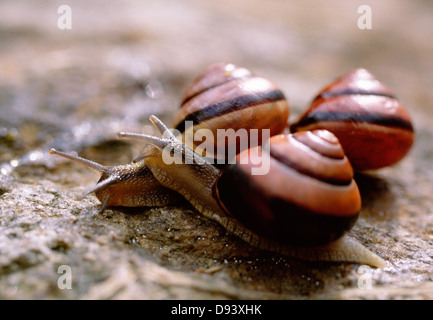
[0, 0, 432, 299]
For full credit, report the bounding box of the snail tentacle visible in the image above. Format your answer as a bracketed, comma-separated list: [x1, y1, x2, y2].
[49, 148, 107, 173]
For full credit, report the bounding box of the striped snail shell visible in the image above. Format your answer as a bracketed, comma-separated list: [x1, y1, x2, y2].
[216, 129, 361, 246]
[117, 116, 388, 267]
[290, 68, 415, 171]
[172, 63, 290, 163]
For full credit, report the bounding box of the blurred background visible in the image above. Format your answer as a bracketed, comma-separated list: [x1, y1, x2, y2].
[1, 0, 432, 137]
[0, 0, 432, 299]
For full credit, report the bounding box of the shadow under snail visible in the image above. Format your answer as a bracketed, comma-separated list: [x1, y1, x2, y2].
[49, 63, 395, 268]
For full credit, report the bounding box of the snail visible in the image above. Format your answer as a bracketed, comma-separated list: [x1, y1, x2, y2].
[49, 64, 386, 267]
[50, 63, 289, 212]
[290, 68, 415, 171]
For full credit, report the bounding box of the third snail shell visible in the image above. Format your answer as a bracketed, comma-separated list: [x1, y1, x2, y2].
[290, 68, 415, 171]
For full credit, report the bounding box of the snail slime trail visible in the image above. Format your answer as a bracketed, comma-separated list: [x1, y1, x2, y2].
[160, 122, 271, 175]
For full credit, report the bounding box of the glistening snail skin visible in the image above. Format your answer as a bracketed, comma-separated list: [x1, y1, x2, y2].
[48, 148, 180, 213]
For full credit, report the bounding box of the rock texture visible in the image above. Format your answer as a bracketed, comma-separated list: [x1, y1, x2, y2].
[0, 0, 432, 299]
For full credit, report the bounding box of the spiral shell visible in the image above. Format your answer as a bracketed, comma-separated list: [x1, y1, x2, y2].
[290, 68, 415, 170]
[215, 129, 361, 246]
[172, 63, 290, 162]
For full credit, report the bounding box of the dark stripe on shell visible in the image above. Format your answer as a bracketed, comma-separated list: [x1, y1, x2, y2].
[175, 89, 286, 133]
[292, 111, 414, 131]
[317, 89, 396, 100]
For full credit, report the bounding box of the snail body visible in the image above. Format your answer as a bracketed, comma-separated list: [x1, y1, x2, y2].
[290, 68, 415, 170]
[48, 148, 180, 213]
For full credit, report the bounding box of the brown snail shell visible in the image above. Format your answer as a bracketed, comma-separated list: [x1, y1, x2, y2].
[216, 129, 361, 246]
[48, 148, 181, 213]
[172, 63, 290, 163]
[290, 68, 415, 170]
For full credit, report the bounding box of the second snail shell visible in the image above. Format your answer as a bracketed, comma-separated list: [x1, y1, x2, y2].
[216, 129, 361, 247]
[172, 63, 290, 162]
